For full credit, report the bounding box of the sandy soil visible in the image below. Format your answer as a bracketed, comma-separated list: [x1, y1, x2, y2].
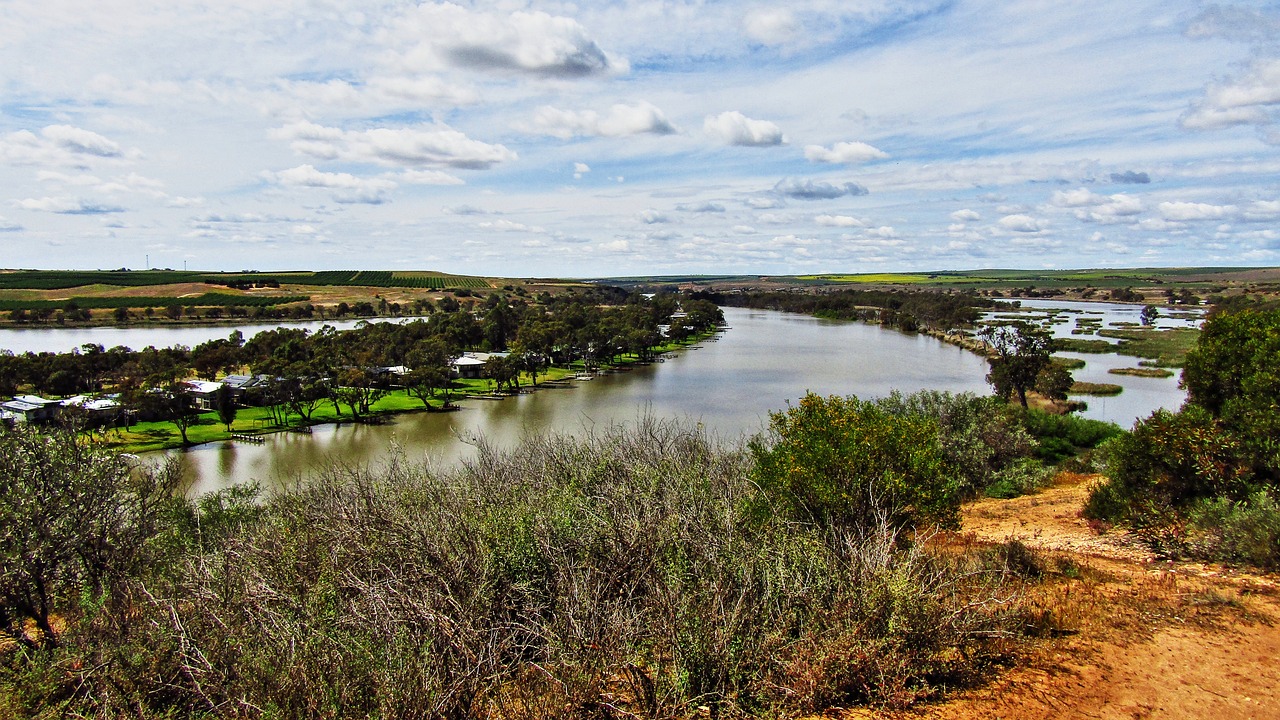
[902, 473, 1280, 720]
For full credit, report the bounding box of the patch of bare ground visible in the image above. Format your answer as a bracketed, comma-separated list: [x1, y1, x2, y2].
[855, 473, 1280, 720]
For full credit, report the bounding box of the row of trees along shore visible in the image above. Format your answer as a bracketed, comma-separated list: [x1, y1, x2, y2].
[0, 288, 724, 442]
[692, 287, 997, 332]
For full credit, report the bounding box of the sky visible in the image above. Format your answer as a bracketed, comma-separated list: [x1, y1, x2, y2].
[2, 1, 1280, 278]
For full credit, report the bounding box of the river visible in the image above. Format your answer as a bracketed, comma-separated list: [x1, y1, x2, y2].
[170, 307, 994, 495]
[0, 303, 1194, 495]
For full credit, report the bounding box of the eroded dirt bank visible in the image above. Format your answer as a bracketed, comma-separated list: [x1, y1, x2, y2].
[890, 474, 1280, 720]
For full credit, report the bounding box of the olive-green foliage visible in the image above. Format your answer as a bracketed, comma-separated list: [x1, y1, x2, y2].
[749, 393, 961, 532]
[873, 391, 1041, 498]
[2, 420, 1043, 718]
[0, 424, 181, 652]
[1019, 409, 1123, 464]
[1090, 407, 1252, 522]
[1182, 490, 1280, 570]
[1181, 307, 1280, 477]
[1087, 308, 1280, 554]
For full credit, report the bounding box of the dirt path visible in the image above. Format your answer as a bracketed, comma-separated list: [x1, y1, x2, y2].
[909, 473, 1280, 720]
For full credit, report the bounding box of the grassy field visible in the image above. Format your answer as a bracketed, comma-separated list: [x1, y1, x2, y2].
[100, 335, 714, 454]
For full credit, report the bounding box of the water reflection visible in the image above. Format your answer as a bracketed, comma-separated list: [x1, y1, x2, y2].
[175, 308, 996, 495]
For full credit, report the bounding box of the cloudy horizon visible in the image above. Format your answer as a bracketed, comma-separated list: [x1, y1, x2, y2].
[2, 1, 1279, 277]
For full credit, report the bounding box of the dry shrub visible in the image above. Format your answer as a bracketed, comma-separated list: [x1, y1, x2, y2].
[8, 418, 1048, 718]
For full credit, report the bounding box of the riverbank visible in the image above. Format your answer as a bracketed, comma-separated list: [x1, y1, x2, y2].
[102, 331, 723, 455]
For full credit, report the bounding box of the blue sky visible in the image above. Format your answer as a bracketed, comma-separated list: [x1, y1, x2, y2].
[2, 1, 1279, 277]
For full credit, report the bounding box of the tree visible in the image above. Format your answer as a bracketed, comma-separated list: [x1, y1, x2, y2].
[1034, 362, 1074, 403]
[980, 322, 1054, 408]
[1180, 307, 1280, 478]
[404, 341, 454, 409]
[0, 425, 180, 650]
[213, 383, 237, 431]
[484, 355, 520, 394]
[1140, 304, 1159, 326]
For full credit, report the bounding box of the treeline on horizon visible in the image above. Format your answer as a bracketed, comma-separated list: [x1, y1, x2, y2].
[0, 269, 490, 291]
[692, 287, 996, 332]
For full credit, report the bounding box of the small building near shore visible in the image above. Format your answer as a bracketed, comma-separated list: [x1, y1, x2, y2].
[183, 380, 225, 409]
[1, 395, 63, 423]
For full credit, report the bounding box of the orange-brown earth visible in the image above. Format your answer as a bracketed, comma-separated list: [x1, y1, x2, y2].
[884, 474, 1280, 720]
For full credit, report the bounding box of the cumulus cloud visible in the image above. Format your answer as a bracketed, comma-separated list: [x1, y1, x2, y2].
[638, 209, 670, 224]
[387, 4, 624, 78]
[1, 125, 134, 167]
[997, 214, 1048, 233]
[704, 111, 785, 146]
[271, 121, 516, 169]
[950, 209, 981, 222]
[524, 102, 676, 138]
[774, 177, 868, 200]
[274, 164, 398, 204]
[1181, 58, 1280, 131]
[804, 141, 888, 164]
[1110, 170, 1151, 184]
[743, 8, 799, 45]
[573, 162, 590, 179]
[13, 197, 125, 214]
[677, 202, 725, 213]
[0, 216, 22, 232]
[479, 219, 545, 233]
[815, 214, 865, 227]
[1158, 201, 1236, 221]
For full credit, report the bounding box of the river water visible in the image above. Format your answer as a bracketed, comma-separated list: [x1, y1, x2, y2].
[0, 303, 1195, 495]
[171, 307, 994, 495]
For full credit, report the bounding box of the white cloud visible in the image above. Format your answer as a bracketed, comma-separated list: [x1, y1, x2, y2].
[678, 202, 726, 213]
[385, 4, 625, 78]
[573, 162, 590, 179]
[479, 219, 545, 233]
[743, 8, 798, 45]
[1, 125, 135, 167]
[1050, 188, 1103, 208]
[804, 141, 888, 164]
[272, 121, 516, 169]
[774, 178, 868, 200]
[815, 214, 865, 227]
[1182, 58, 1280, 131]
[13, 196, 125, 214]
[0, 216, 22, 231]
[523, 102, 676, 138]
[1051, 188, 1143, 222]
[274, 164, 398, 204]
[1158, 201, 1236, 221]
[950, 209, 981, 222]
[638, 209, 670, 224]
[997, 214, 1048, 233]
[704, 111, 785, 146]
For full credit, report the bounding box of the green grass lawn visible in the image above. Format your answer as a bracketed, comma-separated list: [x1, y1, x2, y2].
[98, 331, 722, 454]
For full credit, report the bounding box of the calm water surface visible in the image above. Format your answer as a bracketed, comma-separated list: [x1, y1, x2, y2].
[174, 307, 993, 494]
[0, 317, 420, 354]
[2, 304, 1195, 495]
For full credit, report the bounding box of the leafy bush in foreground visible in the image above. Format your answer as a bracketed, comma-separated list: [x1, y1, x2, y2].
[1086, 308, 1280, 567]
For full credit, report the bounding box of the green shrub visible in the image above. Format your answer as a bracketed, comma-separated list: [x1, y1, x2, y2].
[984, 458, 1052, 498]
[749, 393, 961, 532]
[1183, 491, 1280, 569]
